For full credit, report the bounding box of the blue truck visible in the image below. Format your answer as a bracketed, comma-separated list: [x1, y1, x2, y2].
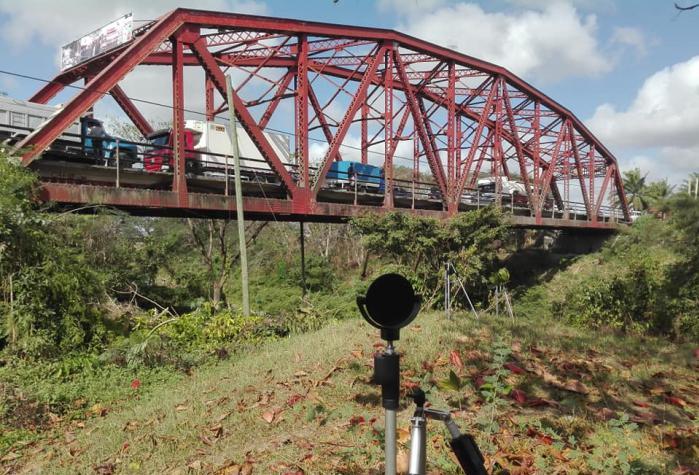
[326, 160, 385, 193]
[81, 116, 139, 167]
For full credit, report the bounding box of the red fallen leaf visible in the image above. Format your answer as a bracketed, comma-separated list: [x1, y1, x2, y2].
[449, 350, 464, 371]
[665, 437, 681, 449]
[693, 348, 699, 359]
[349, 415, 366, 427]
[472, 374, 485, 390]
[526, 427, 553, 445]
[130, 379, 141, 390]
[286, 394, 304, 407]
[421, 361, 435, 372]
[510, 389, 527, 405]
[664, 395, 687, 407]
[596, 407, 616, 421]
[403, 380, 420, 390]
[674, 465, 699, 475]
[530, 345, 545, 355]
[525, 398, 561, 409]
[630, 411, 656, 424]
[504, 362, 526, 375]
[632, 400, 651, 408]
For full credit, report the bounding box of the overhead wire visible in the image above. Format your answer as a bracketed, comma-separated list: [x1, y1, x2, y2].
[0, 68, 430, 167]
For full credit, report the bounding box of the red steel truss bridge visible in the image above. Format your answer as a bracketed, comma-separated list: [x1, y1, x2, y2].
[15, 8, 631, 230]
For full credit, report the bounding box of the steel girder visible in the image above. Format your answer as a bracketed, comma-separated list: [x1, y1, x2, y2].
[19, 8, 630, 224]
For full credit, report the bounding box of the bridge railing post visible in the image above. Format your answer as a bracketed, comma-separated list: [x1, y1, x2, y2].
[116, 139, 120, 189]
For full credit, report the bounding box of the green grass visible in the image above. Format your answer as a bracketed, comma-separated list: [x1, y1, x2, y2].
[2, 311, 698, 474]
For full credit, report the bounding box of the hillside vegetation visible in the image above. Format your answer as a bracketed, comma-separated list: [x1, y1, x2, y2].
[2, 310, 697, 474]
[1, 152, 698, 474]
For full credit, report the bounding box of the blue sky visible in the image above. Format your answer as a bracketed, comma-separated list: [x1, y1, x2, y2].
[0, 0, 697, 183]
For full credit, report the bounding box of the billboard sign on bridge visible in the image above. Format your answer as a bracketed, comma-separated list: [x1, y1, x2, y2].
[60, 13, 133, 71]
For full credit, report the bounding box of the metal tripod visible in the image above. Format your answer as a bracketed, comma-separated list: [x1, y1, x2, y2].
[407, 389, 488, 475]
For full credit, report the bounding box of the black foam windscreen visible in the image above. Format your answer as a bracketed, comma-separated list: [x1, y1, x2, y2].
[365, 273, 416, 328]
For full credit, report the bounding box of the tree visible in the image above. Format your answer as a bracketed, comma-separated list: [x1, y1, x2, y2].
[622, 168, 651, 211]
[646, 179, 675, 219]
[351, 208, 507, 307]
[681, 172, 699, 197]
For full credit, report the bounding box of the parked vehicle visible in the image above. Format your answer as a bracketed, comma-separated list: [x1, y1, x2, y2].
[144, 120, 292, 179]
[326, 161, 385, 193]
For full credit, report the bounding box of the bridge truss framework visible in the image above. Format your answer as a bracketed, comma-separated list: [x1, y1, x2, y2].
[17, 8, 630, 228]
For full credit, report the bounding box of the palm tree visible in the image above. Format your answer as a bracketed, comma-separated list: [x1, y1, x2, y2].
[622, 168, 651, 211]
[681, 172, 699, 198]
[647, 179, 675, 219]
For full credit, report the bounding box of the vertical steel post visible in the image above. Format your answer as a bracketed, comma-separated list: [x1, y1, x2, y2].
[413, 134, 419, 209]
[295, 34, 310, 204]
[226, 75, 250, 317]
[589, 146, 596, 223]
[384, 45, 394, 209]
[115, 139, 120, 188]
[534, 101, 541, 220]
[205, 75, 215, 121]
[361, 99, 369, 165]
[447, 61, 456, 212]
[171, 35, 187, 206]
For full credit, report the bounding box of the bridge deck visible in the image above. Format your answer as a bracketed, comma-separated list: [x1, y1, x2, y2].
[33, 157, 621, 231]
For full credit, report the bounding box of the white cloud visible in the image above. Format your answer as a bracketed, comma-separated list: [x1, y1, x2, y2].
[587, 55, 699, 149]
[587, 55, 699, 183]
[618, 148, 699, 185]
[395, 2, 612, 83]
[377, 0, 446, 14]
[610, 26, 647, 57]
[0, 0, 267, 50]
[504, 0, 614, 12]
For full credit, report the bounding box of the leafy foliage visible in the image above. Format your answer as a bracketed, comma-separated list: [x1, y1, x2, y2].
[351, 208, 508, 307]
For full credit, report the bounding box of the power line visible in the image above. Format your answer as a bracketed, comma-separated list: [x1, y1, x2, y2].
[0, 68, 428, 166]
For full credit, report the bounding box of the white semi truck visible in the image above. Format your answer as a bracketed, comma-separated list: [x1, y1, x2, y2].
[144, 120, 292, 179]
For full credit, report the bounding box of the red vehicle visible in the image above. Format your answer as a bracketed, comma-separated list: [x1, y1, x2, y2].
[144, 129, 200, 173]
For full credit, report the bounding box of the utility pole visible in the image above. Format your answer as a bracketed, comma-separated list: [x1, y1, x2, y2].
[226, 75, 250, 317]
[300, 221, 307, 296]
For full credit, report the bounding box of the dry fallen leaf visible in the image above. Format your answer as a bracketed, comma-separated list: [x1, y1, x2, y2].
[0, 451, 21, 463]
[215, 461, 241, 475]
[241, 462, 253, 475]
[563, 379, 589, 395]
[397, 427, 411, 444]
[449, 350, 464, 371]
[262, 410, 275, 424]
[396, 449, 410, 474]
[188, 460, 203, 471]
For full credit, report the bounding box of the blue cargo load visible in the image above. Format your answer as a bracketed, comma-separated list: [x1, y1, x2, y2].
[326, 161, 384, 192]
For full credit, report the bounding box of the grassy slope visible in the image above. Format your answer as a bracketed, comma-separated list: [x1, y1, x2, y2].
[3, 311, 698, 474]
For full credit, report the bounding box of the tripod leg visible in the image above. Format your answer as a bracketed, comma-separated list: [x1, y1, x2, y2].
[408, 415, 426, 475]
[450, 434, 488, 475]
[385, 408, 397, 475]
